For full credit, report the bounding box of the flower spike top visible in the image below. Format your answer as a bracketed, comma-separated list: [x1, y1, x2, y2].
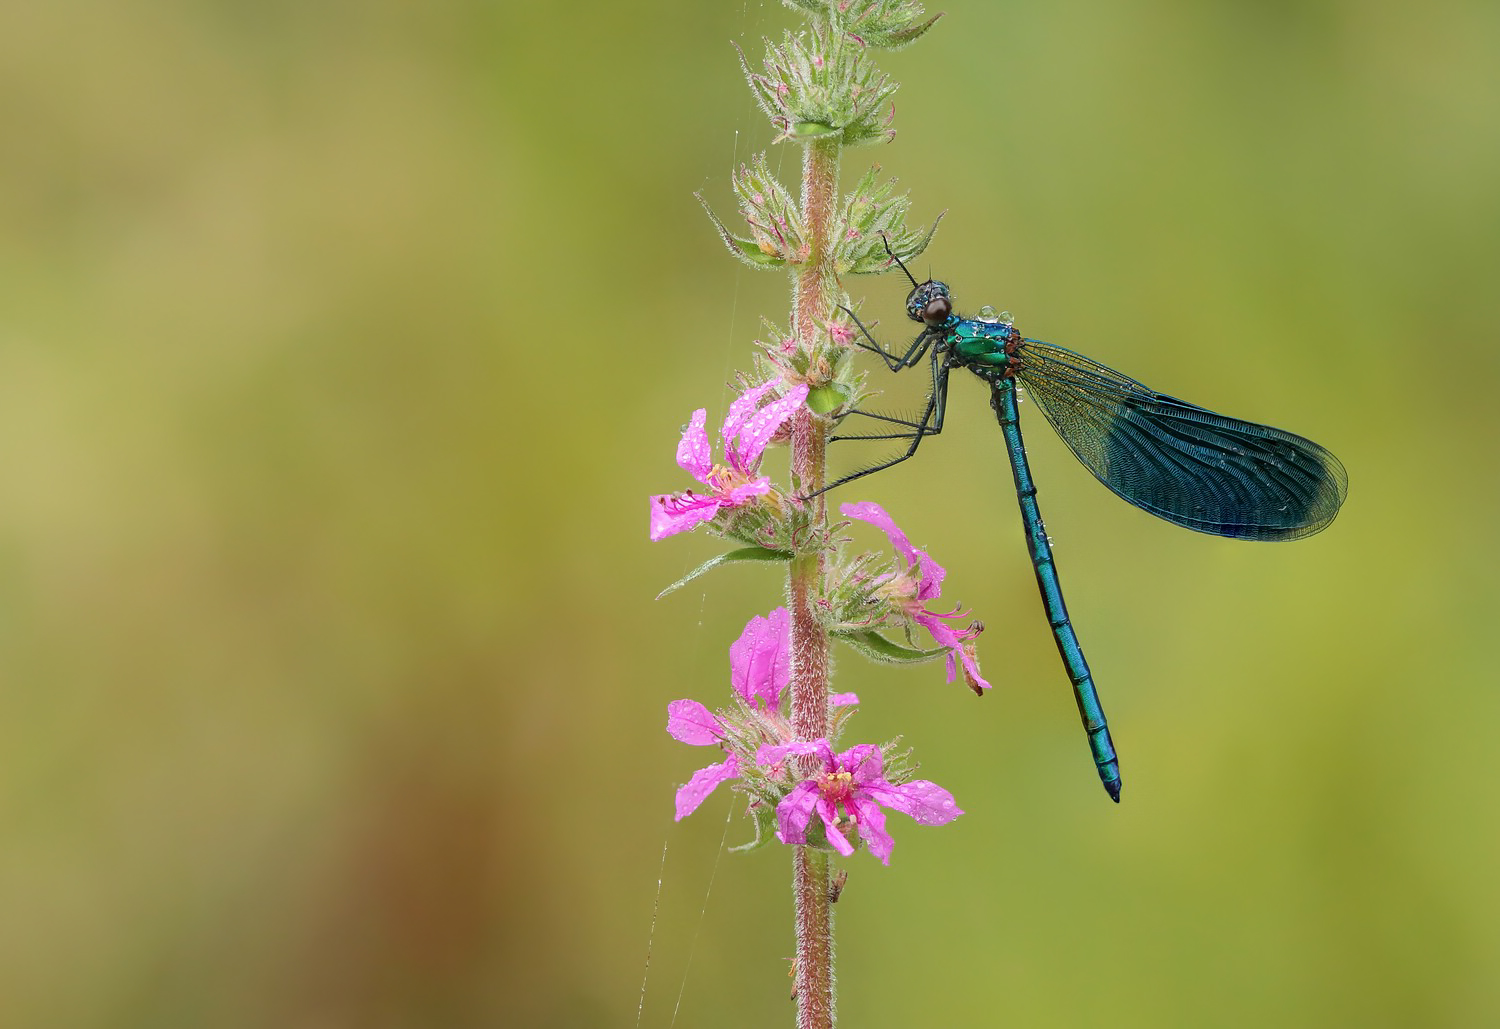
[841, 500, 991, 693]
[650, 380, 809, 541]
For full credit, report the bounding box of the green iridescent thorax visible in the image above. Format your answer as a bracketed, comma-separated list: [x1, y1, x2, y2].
[947, 307, 1019, 370]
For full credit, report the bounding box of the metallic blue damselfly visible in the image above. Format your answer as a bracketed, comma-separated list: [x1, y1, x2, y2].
[831, 255, 1348, 801]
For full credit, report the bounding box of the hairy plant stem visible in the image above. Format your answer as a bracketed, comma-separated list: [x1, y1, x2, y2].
[792, 847, 834, 1025]
[788, 134, 840, 1029]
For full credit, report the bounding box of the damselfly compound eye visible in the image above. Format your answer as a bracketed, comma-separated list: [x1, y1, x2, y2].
[922, 296, 951, 324]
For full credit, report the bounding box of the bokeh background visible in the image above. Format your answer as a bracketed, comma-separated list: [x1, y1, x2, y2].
[2, 1, 1497, 1026]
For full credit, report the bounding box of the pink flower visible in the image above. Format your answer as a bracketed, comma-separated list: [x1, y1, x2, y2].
[756, 739, 962, 865]
[669, 606, 857, 820]
[649, 381, 809, 541]
[841, 501, 991, 693]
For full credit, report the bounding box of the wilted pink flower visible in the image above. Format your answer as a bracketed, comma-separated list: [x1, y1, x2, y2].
[649, 381, 809, 541]
[756, 739, 962, 865]
[841, 500, 991, 693]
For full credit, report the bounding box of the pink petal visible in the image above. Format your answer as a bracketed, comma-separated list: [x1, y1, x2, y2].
[730, 383, 808, 470]
[675, 409, 712, 481]
[914, 611, 962, 663]
[840, 500, 908, 559]
[649, 492, 723, 541]
[908, 612, 982, 691]
[674, 753, 741, 820]
[841, 744, 884, 785]
[829, 692, 859, 708]
[911, 552, 947, 603]
[721, 477, 773, 507]
[814, 797, 856, 856]
[730, 607, 791, 710]
[955, 643, 991, 693]
[862, 778, 964, 827]
[773, 779, 821, 844]
[840, 501, 946, 599]
[665, 699, 724, 746]
[850, 795, 894, 864]
[757, 739, 833, 771]
[720, 381, 777, 450]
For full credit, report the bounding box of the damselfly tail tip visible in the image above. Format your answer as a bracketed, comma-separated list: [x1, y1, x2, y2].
[1104, 779, 1122, 803]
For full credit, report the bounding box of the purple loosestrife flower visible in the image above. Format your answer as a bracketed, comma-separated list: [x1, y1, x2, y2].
[841, 500, 991, 694]
[649, 381, 809, 541]
[665, 607, 783, 819]
[756, 740, 962, 865]
[667, 607, 859, 822]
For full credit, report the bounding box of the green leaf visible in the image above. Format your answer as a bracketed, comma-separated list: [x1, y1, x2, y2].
[894, 209, 946, 265]
[729, 801, 779, 854]
[834, 629, 949, 664]
[860, 12, 944, 50]
[806, 383, 848, 414]
[695, 192, 787, 270]
[657, 547, 795, 599]
[791, 120, 842, 140]
[846, 210, 946, 274]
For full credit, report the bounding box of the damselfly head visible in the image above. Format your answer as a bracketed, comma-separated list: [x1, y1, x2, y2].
[905, 280, 952, 326]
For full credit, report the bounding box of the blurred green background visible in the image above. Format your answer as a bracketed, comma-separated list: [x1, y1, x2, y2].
[1, 1, 1497, 1026]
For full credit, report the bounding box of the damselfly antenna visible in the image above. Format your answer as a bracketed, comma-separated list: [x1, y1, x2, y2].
[881, 234, 921, 289]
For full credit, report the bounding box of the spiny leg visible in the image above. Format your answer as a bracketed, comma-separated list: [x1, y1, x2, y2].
[809, 349, 952, 498]
[829, 301, 939, 442]
[829, 406, 934, 443]
[839, 304, 932, 371]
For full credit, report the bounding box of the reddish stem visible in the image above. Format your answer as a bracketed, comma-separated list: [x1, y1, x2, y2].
[787, 135, 840, 1029]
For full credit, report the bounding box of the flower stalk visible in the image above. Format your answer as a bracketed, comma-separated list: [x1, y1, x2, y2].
[788, 131, 838, 1029]
[653, 4, 960, 1027]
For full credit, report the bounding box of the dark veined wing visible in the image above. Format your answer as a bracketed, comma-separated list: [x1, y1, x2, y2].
[1012, 339, 1347, 541]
